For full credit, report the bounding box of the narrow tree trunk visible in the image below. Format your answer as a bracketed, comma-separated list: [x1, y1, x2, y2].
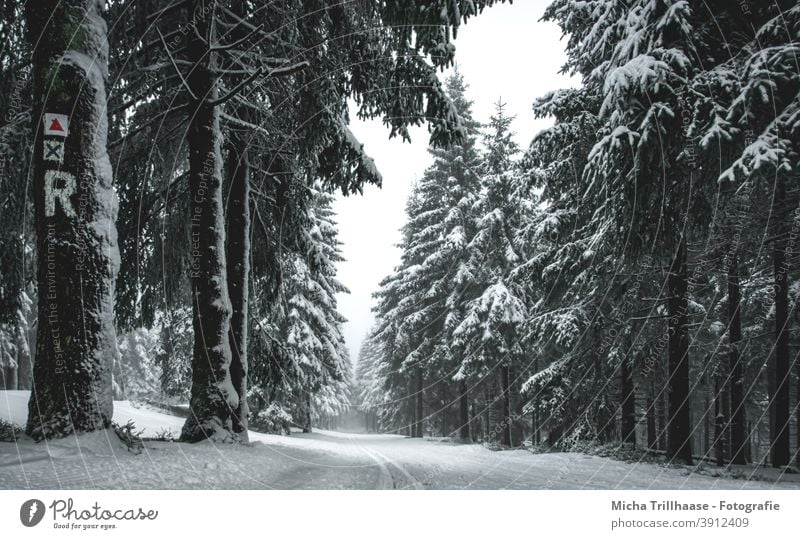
[25, 0, 119, 440]
[2, 366, 17, 390]
[532, 358, 540, 445]
[703, 373, 712, 455]
[500, 364, 512, 446]
[666, 239, 693, 464]
[658, 386, 668, 451]
[303, 393, 312, 433]
[181, 0, 238, 442]
[714, 378, 725, 466]
[225, 139, 250, 441]
[620, 356, 636, 445]
[16, 323, 33, 390]
[646, 395, 656, 450]
[14, 316, 31, 390]
[414, 366, 423, 438]
[771, 186, 790, 466]
[458, 379, 470, 441]
[440, 382, 448, 437]
[727, 253, 747, 464]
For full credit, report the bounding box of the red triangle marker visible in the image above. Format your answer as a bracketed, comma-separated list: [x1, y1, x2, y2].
[49, 118, 64, 132]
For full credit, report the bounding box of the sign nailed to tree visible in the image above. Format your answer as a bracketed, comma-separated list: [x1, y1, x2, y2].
[43, 113, 69, 137]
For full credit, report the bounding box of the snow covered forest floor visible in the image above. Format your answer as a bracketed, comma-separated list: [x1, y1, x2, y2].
[1, 392, 798, 490]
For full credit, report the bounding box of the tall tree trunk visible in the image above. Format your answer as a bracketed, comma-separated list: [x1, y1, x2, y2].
[714, 378, 725, 466]
[458, 379, 470, 441]
[414, 366, 423, 438]
[646, 394, 656, 450]
[25, 0, 119, 440]
[181, 0, 238, 442]
[225, 139, 250, 441]
[16, 320, 32, 390]
[2, 366, 17, 390]
[667, 239, 693, 464]
[303, 393, 312, 434]
[727, 253, 748, 464]
[500, 364, 512, 446]
[703, 373, 712, 455]
[440, 382, 448, 437]
[532, 358, 540, 445]
[771, 188, 790, 466]
[620, 356, 636, 445]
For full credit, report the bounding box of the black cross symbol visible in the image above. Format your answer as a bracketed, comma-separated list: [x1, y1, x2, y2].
[45, 142, 62, 160]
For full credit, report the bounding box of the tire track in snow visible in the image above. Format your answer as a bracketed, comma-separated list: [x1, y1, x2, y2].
[363, 445, 424, 490]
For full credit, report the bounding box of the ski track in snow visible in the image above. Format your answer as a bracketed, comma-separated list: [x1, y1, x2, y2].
[1, 391, 798, 490]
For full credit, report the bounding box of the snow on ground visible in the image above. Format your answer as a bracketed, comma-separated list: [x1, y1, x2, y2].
[1, 391, 798, 490]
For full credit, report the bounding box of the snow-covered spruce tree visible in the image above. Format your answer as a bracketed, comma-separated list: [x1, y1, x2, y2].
[0, 3, 34, 392]
[372, 72, 482, 439]
[354, 329, 384, 432]
[696, 2, 800, 467]
[24, 0, 121, 440]
[517, 85, 624, 449]
[283, 190, 352, 430]
[452, 100, 528, 446]
[542, 0, 745, 464]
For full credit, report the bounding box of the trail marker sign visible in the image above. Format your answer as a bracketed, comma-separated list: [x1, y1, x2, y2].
[44, 140, 64, 163]
[43, 113, 69, 137]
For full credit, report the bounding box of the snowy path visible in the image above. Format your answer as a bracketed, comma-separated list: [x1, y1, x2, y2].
[1, 391, 798, 489]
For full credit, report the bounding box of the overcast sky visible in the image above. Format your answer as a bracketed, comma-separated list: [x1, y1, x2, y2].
[333, 0, 578, 363]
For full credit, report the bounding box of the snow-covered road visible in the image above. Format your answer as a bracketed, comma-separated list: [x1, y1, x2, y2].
[1, 391, 798, 489]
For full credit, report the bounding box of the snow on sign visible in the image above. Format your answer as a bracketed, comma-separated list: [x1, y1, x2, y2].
[43, 113, 69, 137]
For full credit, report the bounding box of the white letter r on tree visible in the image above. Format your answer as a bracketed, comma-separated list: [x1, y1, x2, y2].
[44, 170, 77, 218]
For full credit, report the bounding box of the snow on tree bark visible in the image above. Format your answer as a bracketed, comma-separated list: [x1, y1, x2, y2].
[180, 0, 238, 443]
[24, 0, 120, 440]
[225, 139, 250, 441]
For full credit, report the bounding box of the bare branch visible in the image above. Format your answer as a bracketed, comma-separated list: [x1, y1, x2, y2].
[156, 27, 198, 101]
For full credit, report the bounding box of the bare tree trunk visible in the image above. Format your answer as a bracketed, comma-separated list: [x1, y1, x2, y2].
[500, 364, 512, 446]
[620, 356, 636, 445]
[225, 138, 250, 441]
[181, 0, 238, 442]
[25, 0, 119, 440]
[771, 182, 790, 466]
[458, 379, 470, 441]
[667, 239, 693, 464]
[2, 366, 17, 390]
[414, 366, 423, 438]
[646, 394, 656, 450]
[714, 378, 725, 466]
[728, 253, 747, 463]
[303, 393, 312, 433]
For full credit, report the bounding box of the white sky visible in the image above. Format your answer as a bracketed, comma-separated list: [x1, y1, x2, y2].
[333, 0, 578, 362]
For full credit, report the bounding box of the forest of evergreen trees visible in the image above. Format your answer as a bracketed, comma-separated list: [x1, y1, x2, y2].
[0, 0, 496, 442]
[355, 0, 800, 468]
[0, 0, 799, 473]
